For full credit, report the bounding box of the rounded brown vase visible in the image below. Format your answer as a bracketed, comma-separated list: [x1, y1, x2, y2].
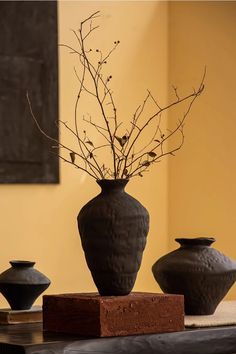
[77, 179, 149, 296]
[152, 237, 236, 315]
[0, 260, 51, 310]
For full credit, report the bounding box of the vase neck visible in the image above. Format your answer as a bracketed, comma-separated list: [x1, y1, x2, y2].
[10, 260, 35, 268]
[96, 179, 129, 194]
[175, 237, 215, 248]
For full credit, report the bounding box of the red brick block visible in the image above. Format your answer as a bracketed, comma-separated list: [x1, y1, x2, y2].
[43, 292, 184, 337]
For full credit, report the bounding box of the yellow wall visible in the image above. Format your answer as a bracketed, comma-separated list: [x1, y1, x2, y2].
[1, 1, 236, 309]
[0, 1, 168, 307]
[168, 1, 236, 299]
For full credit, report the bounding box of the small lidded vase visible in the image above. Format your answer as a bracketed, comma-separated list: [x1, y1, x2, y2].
[0, 260, 51, 310]
[152, 237, 236, 315]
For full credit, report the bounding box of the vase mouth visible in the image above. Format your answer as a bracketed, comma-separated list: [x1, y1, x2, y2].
[175, 237, 216, 247]
[96, 178, 129, 189]
[10, 260, 35, 268]
[97, 178, 129, 183]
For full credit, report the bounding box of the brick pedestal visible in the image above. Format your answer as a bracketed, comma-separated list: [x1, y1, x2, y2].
[43, 292, 184, 337]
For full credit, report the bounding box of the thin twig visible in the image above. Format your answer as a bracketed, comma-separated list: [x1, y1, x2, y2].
[28, 12, 205, 181]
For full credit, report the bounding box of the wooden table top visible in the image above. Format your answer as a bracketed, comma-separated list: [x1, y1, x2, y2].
[1, 322, 236, 354]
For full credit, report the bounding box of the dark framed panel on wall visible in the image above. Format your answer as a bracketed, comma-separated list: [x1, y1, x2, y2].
[0, 1, 59, 183]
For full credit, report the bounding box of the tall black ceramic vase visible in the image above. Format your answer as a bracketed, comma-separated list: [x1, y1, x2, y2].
[78, 179, 149, 296]
[152, 237, 236, 315]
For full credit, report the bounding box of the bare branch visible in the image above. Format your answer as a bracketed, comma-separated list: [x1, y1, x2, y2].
[27, 93, 103, 179]
[81, 11, 100, 26]
[74, 67, 96, 98]
[57, 153, 97, 180]
[28, 13, 205, 181]
[172, 85, 180, 101]
[121, 71, 205, 177]
[147, 89, 162, 109]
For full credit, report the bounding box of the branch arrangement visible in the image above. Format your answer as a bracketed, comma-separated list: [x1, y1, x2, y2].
[27, 11, 205, 180]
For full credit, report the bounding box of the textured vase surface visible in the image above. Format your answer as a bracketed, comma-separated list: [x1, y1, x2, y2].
[78, 179, 149, 296]
[152, 237, 236, 315]
[0, 260, 51, 310]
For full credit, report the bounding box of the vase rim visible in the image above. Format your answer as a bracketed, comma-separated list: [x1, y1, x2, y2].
[175, 237, 215, 246]
[10, 260, 35, 268]
[96, 178, 129, 188]
[96, 178, 129, 182]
